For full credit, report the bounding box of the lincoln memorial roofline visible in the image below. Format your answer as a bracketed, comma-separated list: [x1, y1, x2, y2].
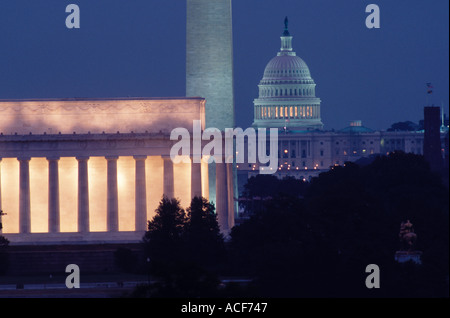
[0, 97, 207, 135]
[0, 96, 206, 102]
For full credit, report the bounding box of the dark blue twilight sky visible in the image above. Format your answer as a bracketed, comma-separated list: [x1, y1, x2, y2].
[0, 0, 448, 131]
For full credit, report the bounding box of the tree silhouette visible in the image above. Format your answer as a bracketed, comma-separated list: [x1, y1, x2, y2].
[184, 196, 225, 267]
[143, 196, 186, 276]
[231, 152, 449, 297]
[140, 196, 226, 297]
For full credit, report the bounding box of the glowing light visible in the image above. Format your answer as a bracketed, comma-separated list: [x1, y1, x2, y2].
[117, 157, 135, 231]
[30, 158, 49, 233]
[1, 158, 19, 233]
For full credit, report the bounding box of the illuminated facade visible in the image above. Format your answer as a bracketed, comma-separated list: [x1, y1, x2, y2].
[0, 0, 238, 244]
[253, 18, 323, 131]
[0, 98, 234, 244]
[238, 20, 448, 188]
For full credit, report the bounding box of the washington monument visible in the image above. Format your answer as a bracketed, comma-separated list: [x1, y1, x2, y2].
[186, 0, 235, 232]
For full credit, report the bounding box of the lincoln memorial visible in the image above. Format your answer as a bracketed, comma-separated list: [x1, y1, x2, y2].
[0, 97, 235, 244]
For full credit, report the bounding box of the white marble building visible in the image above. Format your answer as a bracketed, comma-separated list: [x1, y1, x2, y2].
[0, 98, 235, 244]
[0, 0, 238, 245]
[237, 20, 447, 186]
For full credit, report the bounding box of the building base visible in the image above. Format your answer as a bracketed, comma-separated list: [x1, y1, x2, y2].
[2, 231, 145, 246]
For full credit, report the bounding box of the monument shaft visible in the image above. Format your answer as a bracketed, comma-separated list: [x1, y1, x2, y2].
[186, 0, 235, 232]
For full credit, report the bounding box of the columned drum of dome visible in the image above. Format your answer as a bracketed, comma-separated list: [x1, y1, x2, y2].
[253, 18, 323, 131]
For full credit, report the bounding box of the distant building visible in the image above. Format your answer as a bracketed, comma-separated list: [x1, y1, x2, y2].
[252, 17, 323, 131]
[237, 20, 448, 194]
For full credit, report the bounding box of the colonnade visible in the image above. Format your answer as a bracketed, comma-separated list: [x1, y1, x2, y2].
[0, 155, 233, 236]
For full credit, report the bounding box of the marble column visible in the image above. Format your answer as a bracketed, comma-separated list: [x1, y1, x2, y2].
[77, 157, 90, 233]
[215, 161, 229, 234]
[226, 162, 235, 230]
[48, 157, 60, 233]
[106, 156, 119, 232]
[191, 156, 202, 199]
[162, 156, 174, 199]
[18, 157, 31, 234]
[134, 156, 147, 232]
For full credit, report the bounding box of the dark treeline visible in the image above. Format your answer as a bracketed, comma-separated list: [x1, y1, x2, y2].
[128, 152, 448, 298]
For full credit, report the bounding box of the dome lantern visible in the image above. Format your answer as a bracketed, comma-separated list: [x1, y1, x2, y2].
[280, 16, 294, 55]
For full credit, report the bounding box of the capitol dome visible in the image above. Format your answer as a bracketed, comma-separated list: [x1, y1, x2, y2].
[262, 55, 313, 83]
[252, 17, 323, 131]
